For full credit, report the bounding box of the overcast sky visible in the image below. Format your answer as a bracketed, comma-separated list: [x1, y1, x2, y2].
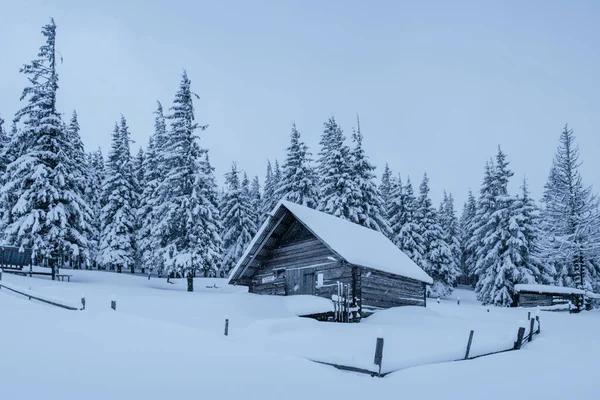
[1, 0, 599, 208]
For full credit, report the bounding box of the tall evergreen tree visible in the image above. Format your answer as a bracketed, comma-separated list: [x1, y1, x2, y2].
[138, 102, 168, 274]
[99, 118, 136, 273]
[151, 71, 211, 276]
[317, 116, 355, 219]
[0, 116, 9, 178]
[250, 175, 262, 228]
[389, 176, 425, 265]
[275, 123, 319, 209]
[260, 160, 279, 223]
[196, 153, 223, 276]
[0, 19, 90, 279]
[221, 163, 257, 276]
[85, 149, 105, 269]
[349, 117, 390, 234]
[415, 174, 457, 297]
[439, 191, 462, 281]
[379, 163, 393, 220]
[540, 126, 600, 294]
[459, 190, 477, 281]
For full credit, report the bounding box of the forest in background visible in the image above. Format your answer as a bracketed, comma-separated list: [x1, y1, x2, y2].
[1, 19, 599, 308]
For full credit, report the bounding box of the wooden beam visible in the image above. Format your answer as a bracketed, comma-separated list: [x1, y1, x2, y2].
[234, 212, 288, 282]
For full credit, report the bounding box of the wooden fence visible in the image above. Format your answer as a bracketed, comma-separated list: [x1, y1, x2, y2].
[0, 282, 80, 311]
[313, 314, 542, 378]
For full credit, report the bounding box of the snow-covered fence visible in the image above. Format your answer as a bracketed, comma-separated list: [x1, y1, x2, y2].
[313, 313, 543, 378]
[0, 282, 81, 310]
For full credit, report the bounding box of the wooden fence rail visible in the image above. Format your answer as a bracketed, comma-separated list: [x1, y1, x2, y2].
[0, 282, 80, 311]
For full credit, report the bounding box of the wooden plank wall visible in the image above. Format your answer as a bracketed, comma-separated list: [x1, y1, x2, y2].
[360, 268, 426, 314]
[518, 292, 559, 307]
[250, 237, 339, 295]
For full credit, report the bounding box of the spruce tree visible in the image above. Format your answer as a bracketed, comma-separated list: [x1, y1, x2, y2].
[151, 71, 211, 276]
[260, 160, 276, 223]
[415, 174, 457, 297]
[85, 149, 105, 269]
[138, 102, 168, 274]
[459, 190, 477, 282]
[250, 175, 262, 228]
[221, 163, 257, 276]
[349, 117, 390, 234]
[389, 176, 426, 266]
[99, 118, 136, 273]
[473, 148, 543, 306]
[379, 163, 393, 220]
[317, 116, 355, 219]
[196, 153, 223, 276]
[540, 126, 600, 294]
[275, 123, 319, 209]
[439, 191, 462, 282]
[0, 116, 9, 177]
[0, 19, 90, 279]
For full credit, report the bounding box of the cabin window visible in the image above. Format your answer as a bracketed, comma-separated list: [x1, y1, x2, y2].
[317, 273, 324, 287]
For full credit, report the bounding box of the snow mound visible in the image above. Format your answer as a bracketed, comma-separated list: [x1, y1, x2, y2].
[284, 295, 334, 316]
[362, 306, 441, 325]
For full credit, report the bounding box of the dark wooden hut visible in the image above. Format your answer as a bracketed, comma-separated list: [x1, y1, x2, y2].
[228, 201, 433, 317]
[514, 284, 600, 310]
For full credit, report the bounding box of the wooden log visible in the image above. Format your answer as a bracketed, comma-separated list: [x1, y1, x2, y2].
[536, 316, 540, 334]
[224, 319, 229, 336]
[464, 330, 474, 359]
[374, 337, 384, 377]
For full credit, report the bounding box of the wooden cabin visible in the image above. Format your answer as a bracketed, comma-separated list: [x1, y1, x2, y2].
[514, 284, 600, 310]
[228, 201, 433, 317]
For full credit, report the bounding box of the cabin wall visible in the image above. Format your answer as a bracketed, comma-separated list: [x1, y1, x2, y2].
[249, 237, 343, 295]
[360, 268, 426, 314]
[516, 292, 579, 308]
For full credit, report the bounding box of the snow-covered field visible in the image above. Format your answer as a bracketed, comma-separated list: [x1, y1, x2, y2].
[1, 271, 598, 399]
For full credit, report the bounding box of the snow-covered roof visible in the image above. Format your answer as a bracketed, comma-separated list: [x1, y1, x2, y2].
[514, 284, 585, 296]
[229, 201, 433, 285]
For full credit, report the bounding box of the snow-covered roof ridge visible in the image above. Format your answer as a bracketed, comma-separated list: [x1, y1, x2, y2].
[276, 201, 432, 284]
[514, 284, 600, 298]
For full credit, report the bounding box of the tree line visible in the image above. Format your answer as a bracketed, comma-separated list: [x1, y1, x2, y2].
[1, 19, 599, 308]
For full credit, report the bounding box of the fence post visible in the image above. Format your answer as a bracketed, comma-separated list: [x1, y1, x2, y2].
[536, 316, 540, 334]
[529, 318, 535, 342]
[224, 319, 229, 336]
[0, 270, 2, 281]
[111, 300, 116, 311]
[81, 297, 86, 310]
[374, 337, 384, 377]
[514, 327, 525, 350]
[527, 311, 531, 320]
[464, 330, 474, 360]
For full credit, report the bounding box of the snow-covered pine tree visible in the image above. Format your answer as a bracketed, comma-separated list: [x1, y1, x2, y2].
[221, 163, 257, 276]
[85, 149, 105, 269]
[275, 122, 319, 209]
[137, 102, 168, 275]
[459, 190, 477, 282]
[389, 176, 426, 266]
[317, 116, 355, 219]
[415, 174, 457, 297]
[260, 160, 275, 224]
[65, 110, 94, 268]
[439, 191, 462, 282]
[242, 172, 258, 237]
[196, 153, 223, 276]
[99, 118, 136, 273]
[474, 147, 543, 306]
[150, 71, 210, 276]
[540, 126, 600, 294]
[0, 19, 90, 279]
[250, 175, 262, 229]
[349, 117, 390, 234]
[132, 147, 145, 271]
[379, 163, 393, 221]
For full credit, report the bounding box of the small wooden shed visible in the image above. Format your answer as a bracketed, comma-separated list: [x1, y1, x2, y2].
[228, 201, 433, 317]
[514, 284, 599, 310]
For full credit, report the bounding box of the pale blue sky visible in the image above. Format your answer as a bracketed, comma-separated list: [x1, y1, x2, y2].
[1, 0, 599, 207]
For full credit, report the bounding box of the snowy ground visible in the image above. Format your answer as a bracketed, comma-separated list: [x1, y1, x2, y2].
[1, 270, 598, 399]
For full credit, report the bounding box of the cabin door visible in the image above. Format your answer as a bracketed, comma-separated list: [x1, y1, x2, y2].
[286, 269, 315, 295]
